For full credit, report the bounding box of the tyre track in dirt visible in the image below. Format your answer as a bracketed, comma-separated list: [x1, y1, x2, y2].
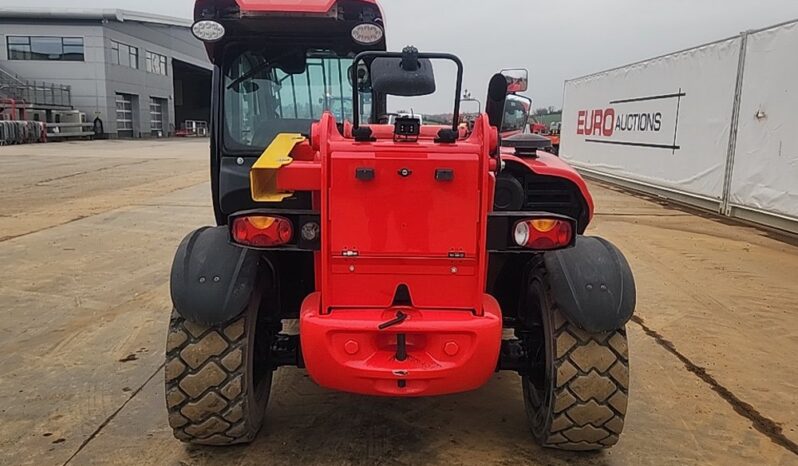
[0, 173, 208, 243]
[0, 215, 91, 243]
[61, 363, 166, 466]
[31, 160, 154, 187]
[631, 315, 798, 456]
[589, 184, 798, 456]
[597, 191, 798, 455]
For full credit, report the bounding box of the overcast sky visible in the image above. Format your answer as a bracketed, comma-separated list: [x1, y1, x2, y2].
[8, 0, 798, 110]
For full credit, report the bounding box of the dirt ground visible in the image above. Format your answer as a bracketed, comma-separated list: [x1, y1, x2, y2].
[0, 139, 796, 466]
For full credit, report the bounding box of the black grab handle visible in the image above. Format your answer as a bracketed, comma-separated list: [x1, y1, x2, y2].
[351, 50, 464, 133]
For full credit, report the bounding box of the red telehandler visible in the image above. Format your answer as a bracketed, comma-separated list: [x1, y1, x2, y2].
[167, 0, 636, 451]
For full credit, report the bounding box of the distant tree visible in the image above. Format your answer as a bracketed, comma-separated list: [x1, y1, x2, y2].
[534, 106, 561, 116]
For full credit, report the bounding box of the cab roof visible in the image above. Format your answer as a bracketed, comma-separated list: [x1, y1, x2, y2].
[195, 0, 385, 62]
[235, 0, 379, 14]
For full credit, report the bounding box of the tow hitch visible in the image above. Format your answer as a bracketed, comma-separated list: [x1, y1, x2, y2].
[379, 311, 410, 384]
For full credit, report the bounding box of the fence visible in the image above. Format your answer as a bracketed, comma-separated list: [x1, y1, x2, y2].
[561, 19, 798, 234]
[0, 67, 72, 108]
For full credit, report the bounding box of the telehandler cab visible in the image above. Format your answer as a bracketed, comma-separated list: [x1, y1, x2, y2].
[167, 0, 636, 451]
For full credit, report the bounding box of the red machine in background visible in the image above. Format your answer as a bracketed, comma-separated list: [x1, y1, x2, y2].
[165, 0, 636, 452]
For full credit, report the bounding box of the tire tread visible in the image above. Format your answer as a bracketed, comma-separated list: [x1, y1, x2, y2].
[542, 303, 629, 451]
[165, 310, 261, 445]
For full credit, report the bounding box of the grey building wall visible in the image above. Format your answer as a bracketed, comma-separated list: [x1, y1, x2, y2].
[0, 23, 108, 119]
[0, 16, 210, 138]
[103, 21, 210, 137]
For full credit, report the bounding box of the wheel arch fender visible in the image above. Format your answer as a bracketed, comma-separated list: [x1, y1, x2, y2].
[170, 226, 263, 326]
[543, 236, 636, 333]
[502, 153, 595, 222]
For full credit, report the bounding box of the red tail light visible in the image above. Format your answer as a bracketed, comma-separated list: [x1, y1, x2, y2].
[514, 219, 573, 250]
[232, 216, 293, 247]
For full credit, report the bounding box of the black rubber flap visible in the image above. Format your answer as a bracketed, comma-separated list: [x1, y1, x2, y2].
[544, 236, 636, 332]
[170, 227, 259, 326]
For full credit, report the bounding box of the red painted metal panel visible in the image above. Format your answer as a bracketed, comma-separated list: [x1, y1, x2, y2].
[327, 257, 481, 310]
[328, 151, 481, 257]
[314, 114, 495, 314]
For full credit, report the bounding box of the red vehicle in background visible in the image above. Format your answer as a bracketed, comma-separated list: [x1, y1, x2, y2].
[529, 118, 561, 155]
[530, 121, 547, 134]
[165, 0, 636, 452]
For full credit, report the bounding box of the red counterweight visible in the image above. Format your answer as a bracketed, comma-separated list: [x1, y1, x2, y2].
[276, 113, 503, 396]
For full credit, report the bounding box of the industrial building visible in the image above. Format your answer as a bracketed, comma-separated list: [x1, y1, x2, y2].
[0, 9, 211, 138]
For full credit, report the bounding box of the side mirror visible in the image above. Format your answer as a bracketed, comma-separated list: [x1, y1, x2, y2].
[501, 69, 529, 93]
[370, 56, 436, 97]
[501, 94, 533, 134]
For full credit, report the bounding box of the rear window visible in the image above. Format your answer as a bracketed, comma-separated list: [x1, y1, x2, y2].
[223, 50, 372, 151]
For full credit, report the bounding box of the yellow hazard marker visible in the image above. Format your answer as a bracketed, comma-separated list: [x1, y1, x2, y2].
[250, 133, 306, 202]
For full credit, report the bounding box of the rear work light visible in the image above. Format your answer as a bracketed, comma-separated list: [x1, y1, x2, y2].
[191, 20, 225, 42]
[514, 218, 573, 250]
[232, 216, 293, 247]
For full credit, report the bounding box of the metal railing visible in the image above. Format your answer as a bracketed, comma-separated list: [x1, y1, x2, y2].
[46, 121, 95, 139]
[0, 67, 72, 108]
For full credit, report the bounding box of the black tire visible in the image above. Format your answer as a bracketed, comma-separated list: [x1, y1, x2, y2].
[522, 266, 629, 451]
[164, 290, 272, 445]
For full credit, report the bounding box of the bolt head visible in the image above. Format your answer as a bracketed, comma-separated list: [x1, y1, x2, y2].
[444, 341, 460, 356]
[344, 340, 360, 355]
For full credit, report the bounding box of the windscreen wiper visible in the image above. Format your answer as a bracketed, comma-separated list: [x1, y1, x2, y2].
[227, 50, 295, 90]
[227, 59, 273, 90]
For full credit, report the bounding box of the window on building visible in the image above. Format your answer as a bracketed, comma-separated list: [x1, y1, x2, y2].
[146, 51, 168, 76]
[111, 41, 138, 69]
[7, 36, 84, 61]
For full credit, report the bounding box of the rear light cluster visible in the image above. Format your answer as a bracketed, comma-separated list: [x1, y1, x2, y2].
[231, 214, 573, 251]
[232, 216, 293, 247]
[514, 218, 573, 250]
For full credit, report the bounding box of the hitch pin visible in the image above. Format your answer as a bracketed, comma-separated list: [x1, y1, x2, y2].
[378, 311, 408, 330]
[396, 334, 407, 362]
